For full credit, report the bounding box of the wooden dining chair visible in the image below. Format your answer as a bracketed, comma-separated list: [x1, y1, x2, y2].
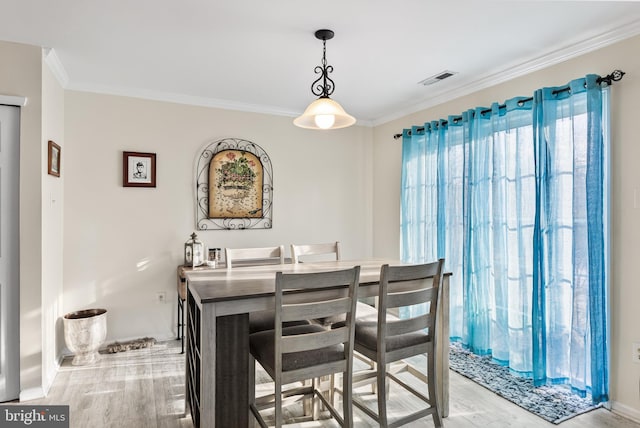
[290, 241, 341, 264]
[225, 245, 309, 334]
[350, 260, 444, 428]
[249, 266, 360, 428]
[291, 240, 374, 386]
[290, 240, 369, 407]
[291, 241, 345, 327]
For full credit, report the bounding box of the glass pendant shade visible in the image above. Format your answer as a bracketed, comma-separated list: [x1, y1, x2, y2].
[294, 97, 356, 130]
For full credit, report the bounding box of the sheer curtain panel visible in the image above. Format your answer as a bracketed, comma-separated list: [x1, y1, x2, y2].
[400, 74, 609, 403]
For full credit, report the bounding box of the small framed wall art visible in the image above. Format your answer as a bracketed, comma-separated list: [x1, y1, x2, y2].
[123, 151, 156, 188]
[48, 140, 61, 177]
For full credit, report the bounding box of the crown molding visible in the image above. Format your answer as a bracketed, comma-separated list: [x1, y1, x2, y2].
[64, 82, 373, 127]
[43, 47, 69, 88]
[66, 81, 301, 117]
[373, 18, 640, 127]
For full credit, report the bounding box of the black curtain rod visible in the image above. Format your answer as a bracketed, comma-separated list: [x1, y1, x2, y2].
[393, 69, 625, 140]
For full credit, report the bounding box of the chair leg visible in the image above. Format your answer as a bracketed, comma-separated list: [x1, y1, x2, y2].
[311, 377, 329, 420]
[371, 361, 378, 394]
[377, 361, 388, 427]
[302, 378, 313, 417]
[275, 378, 282, 428]
[342, 370, 353, 428]
[427, 352, 442, 427]
[385, 363, 391, 397]
[249, 355, 256, 421]
[329, 373, 336, 407]
[317, 375, 331, 412]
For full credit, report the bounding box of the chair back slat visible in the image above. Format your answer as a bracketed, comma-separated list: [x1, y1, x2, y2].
[290, 241, 341, 264]
[387, 316, 430, 337]
[225, 245, 285, 269]
[279, 269, 352, 291]
[386, 263, 441, 281]
[282, 327, 350, 353]
[282, 298, 351, 323]
[386, 287, 436, 310]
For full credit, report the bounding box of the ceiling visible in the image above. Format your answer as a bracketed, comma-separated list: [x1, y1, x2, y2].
[2, 1, 640, 126]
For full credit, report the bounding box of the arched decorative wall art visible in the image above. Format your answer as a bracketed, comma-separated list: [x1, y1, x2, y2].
[195, 138, 273, 230]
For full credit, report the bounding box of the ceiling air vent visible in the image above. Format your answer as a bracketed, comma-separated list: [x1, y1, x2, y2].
[418, 70, 458, 86]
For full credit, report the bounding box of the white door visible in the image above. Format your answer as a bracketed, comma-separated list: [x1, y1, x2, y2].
[0, 105, 20, 402]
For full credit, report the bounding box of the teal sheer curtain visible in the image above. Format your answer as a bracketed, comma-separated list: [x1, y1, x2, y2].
[400, 75, 609, 402]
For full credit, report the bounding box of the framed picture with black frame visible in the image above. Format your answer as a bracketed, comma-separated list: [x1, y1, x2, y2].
[123, 151, 156, 188]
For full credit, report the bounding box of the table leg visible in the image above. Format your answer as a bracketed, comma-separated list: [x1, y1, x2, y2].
[216, 314, 250, 427]
[192, 303, 250, 427]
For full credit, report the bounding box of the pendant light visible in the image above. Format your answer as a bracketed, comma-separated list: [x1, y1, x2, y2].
[294, 29, 356, 130]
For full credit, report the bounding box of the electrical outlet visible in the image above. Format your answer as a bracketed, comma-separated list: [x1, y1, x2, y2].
[633, 342, 640, 363]
[156, 292, 166, 303]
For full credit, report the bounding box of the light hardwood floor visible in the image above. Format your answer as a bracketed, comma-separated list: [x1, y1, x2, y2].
[14, 340, 640, 428]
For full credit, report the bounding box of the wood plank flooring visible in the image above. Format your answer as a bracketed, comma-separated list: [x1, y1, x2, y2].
[14, 340, 640, 428]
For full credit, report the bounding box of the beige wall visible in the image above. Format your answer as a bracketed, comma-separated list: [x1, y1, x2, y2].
[41, 53, 65, 393]
[372, 34, 640, 420]
[62, 91, 373, 343]
[0, 40, 45, 399]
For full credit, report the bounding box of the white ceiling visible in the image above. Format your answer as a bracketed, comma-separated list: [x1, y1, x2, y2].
[2, 1, 640, 126]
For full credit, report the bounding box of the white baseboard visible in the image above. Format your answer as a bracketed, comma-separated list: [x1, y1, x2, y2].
[42, 354, 64, 396]
[19, 387, 45, 402]
[611, 401, 640, 424]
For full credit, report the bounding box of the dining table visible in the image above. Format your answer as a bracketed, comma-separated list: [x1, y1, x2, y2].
[183, 258, 450, 428]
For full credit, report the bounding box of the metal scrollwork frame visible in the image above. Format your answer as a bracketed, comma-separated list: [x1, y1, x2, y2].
[195, 138, 273, 230]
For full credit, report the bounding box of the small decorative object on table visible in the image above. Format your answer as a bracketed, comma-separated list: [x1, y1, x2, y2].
[184, 232, 205, 267]
[207, 247, 222, 268]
